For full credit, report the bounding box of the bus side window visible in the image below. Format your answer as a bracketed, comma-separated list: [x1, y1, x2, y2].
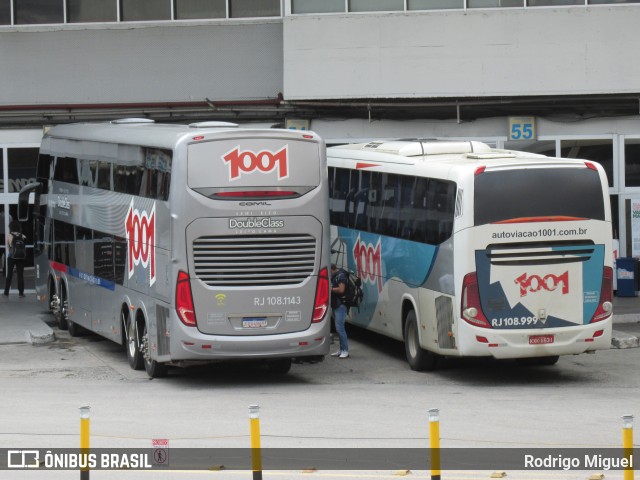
[97, 161, 112, 190]
[331, 167, 350, 228]
[400, 176, 428, 242]
[114, 235, 127, 285]
[36, 154, 54, 195]
[146, 148, 172, 201]
[75, 225, 94, 276]
[156, 146, 173, 200]
[354, 171, 370, 231]
[113, 166, 124, 192]
[53, 157, 79, 185]
[157, 171, 170, 201]
[344, 187, 356, 228]
[367, 172, 382, 234]
[79, 159, 98, 187]
[114, 165, 141, 195]
[353, 188, 369, 230]
[398, 175, 416, 240]
[344, 169, 360, 228]
[379, 174, 399, 237]
[427, 179, 456, 244]
[328, 166, 335, 223]
[54, 220, 76, 268]
[94, 231, 115, 283]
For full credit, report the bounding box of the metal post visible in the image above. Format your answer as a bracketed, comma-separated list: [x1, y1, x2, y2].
[79, 406, 90, 480]
[429, 408, 441, 480]
[623, 414, 634, 480]
[249, 405, 262, 480]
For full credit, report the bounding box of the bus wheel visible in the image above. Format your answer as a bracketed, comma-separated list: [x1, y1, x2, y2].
[125, 314, 144, 371]
[48, 278, 58, 314]
[66, 291, 82, 337]
[267, 358, 292, 375]
[55, 285, 68, 330]
[141, 322, 168, 378]
[67, 317, 82, 337]
[57, 287, 70, 331]
[404, 310, 438, 372]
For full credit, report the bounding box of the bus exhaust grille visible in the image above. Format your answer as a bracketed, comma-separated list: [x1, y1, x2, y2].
[484, 240, 595, 267]
[193, 234, 317, 287]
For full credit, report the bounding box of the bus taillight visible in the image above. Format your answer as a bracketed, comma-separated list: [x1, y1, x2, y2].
[590, 266, 613, 323]
[312, 267, 329, 323]
[176, 271, 197, 327]
[461, 272, 491, 328]
[585, 161, 598, 171]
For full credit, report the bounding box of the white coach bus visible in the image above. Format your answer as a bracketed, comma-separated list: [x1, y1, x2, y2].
[328, 139, 613, 370]
[19, 119, 331, 377]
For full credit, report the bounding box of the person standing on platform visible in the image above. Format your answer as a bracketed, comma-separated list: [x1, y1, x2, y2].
[4, 220, 26, 298]
[330, 264, 350, 359]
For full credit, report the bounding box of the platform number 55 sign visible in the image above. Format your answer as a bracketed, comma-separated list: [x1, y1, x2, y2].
[508, 116, 536, 141]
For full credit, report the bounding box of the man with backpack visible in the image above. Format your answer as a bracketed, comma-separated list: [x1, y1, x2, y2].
[4, 220, 26, 298]
[330, 264, 350, 359]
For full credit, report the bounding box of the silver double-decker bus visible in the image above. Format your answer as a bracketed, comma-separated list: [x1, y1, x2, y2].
[19, 119, 331, 377]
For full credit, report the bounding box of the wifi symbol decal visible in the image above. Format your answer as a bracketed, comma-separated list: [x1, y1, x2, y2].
[215, 294, 227, 306]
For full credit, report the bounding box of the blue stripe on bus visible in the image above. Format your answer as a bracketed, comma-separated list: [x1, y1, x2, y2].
[66, 266, 116, 291]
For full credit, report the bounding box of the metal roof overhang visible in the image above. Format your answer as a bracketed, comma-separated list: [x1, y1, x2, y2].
[0, 93, 637, 127]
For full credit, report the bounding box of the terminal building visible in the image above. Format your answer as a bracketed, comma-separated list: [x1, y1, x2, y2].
[1, 0, 639, 287]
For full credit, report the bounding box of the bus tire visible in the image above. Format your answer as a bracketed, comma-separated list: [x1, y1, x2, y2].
[55, 284, 68, 330]
[48, 277, 57, 314]
[142, 322, 168, 378]
[67, 318, 82, 337]
[267, 358, 292, 375]
[126, 313, 144, 371]
[66, 288, 82, 337]
[144, 359, 168, 379]
[404, 310, 438, 372]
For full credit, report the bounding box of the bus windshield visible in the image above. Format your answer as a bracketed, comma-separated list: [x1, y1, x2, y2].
[474, 167, 606, 225]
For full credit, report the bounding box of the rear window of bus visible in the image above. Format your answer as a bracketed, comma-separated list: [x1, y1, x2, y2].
[474, 167, 606, 225]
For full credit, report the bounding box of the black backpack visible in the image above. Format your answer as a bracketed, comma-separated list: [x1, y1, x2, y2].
[339, 268, 364, 310]
[11, 232, 26, 260]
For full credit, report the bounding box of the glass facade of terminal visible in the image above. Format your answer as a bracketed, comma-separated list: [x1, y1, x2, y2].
[0, 0, 638, 25]
[291, 0, 638, 14]
[0, 0, 281, 25]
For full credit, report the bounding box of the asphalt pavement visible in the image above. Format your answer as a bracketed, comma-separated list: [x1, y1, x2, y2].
[1, 292, 639, 348]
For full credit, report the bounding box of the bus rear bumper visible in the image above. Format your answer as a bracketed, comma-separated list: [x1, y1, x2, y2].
[168, 321, 330, 361]
[456, 318, 612, 359]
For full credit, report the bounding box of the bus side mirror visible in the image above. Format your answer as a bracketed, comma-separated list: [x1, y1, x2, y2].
[18, 182, 41, 222]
